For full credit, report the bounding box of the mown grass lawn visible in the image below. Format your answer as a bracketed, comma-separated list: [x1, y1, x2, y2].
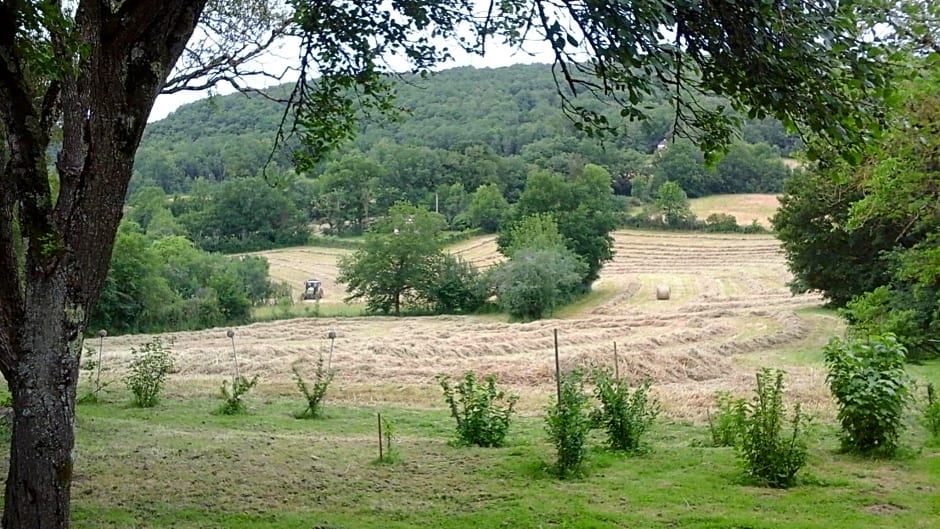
[19, 382, 937, 529]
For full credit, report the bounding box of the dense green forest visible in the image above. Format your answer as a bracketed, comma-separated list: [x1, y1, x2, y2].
[99, 63, 799, 334]
[133, 63, 797, 201]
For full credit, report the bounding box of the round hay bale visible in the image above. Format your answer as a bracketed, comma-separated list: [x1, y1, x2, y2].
[656, 285, 671, 300]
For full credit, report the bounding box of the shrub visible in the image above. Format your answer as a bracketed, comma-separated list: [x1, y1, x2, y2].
[923, 382, 940, 438]
[736, 368, 808, 488]
[591, 368, 660, 452]
[707, 391, 744, 447]
[216, 375, 260, 415]
[293, 356, 335, 419]
[704, 213, 740, 233]
[824, 334, 912, 455]
[424, 254, 488, 314]
[377, 414, 400, 463]
[437, 371, 518, 447]
[124, 337, 174, 408]
[545, 370, 593, 478]
[490, 247, 586, 321]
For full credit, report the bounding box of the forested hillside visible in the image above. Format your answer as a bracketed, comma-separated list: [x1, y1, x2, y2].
[133, 63, 799, 198]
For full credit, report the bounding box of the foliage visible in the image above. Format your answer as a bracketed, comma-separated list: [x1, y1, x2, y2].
[735, 368, 808, 488]
[292, 357, 335, 419]
[424, 254, 488, 314]
[704, 213, 740, 233]
[124, 337, 175, 408]
[545, 370, 593, 479]
[590, 369, 660, 453]
[772, 167, 906, 306]
[925, 383, 940, 439]
[707, 392, 744, 448]
[489, 247, 586, 321]
[498, 213, 567, 258]
[466, 184, 511, 233]
[337, 204, 447, 315]
[216, 375, 260, 415]
[655, 181, 695, 228]
[773, 67, 940, 360]
[506, 166, 617, 286]
[437, 371, 518, 448]
[90, 225, 279, 335]
[177, 176, 310, 253]
[824, 334, 913, 455]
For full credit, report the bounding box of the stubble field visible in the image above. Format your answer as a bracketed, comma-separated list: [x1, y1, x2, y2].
[100, 229, 836, 418]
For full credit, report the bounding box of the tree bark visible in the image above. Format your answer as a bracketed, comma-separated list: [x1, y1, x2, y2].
[0, 3, 209, 527]
[2, 275, 77, 529]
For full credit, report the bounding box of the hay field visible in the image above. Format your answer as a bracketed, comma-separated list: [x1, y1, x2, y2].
[689, 193, 780, 227]
[243, 246, 351, 302]
[101, 230, 837, 419]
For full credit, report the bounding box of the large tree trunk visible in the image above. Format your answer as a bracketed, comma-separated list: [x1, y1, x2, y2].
[2, 275, 79, 528]
[0, 3, 208, 527]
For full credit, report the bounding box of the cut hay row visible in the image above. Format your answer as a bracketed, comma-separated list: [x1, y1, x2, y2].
[96, 228, 838, 419]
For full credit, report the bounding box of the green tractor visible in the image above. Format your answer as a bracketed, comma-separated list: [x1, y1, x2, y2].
[302, 279, 324, 301]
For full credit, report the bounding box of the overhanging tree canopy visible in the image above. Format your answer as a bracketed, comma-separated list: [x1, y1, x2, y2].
[0, 1, 915, 527]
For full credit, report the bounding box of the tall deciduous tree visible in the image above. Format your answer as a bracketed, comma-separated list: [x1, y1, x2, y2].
[337, 204, 447, 315]
[0, 1, 909, 527]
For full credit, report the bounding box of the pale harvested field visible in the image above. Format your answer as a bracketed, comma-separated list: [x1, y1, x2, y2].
[100, 230, 841, 420]
[242, 246, 350, 302]
[689, 193, 780, 227]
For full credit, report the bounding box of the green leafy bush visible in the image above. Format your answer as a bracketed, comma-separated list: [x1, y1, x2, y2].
[437, 371, 518, 447]
[490, 247, 586, 321]
[293, 356, 335, 419]
[591, 368, 660, 452]
[217, 375, 260, 415]
[124, 337, 175, 408]
[707, 391, 744, 447]
[545, 370, 593, 478]
[923, 382, 940, 438]
[824, 334, 912, 455]
[736, 368, 808, 488]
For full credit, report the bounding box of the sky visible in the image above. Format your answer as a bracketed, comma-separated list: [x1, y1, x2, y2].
[149, 31, 555, 122]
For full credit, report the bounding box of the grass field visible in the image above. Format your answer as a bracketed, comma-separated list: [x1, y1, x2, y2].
[689, 194, 780, 228]
[5, 227, 939, 527]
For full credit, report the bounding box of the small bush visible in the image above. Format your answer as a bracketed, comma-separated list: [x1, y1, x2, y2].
[293, 355, 335, 419]
[707, 391, 744, 447]
[376, 414, 400, 464]
[217, 375, 260, 415]
[545, 370, 593, 478]
[704, 213, 740, 233]
[124, 337, 174, 408]
[591, 368, 660, 452]
[736, 368, 808, 488]
[824, 334, 912, 455]
[437, 371, 518, 447]
[924, 382, 940, 438]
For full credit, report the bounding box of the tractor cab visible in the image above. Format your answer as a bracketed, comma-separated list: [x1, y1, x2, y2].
[302, 279, 324, 300]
